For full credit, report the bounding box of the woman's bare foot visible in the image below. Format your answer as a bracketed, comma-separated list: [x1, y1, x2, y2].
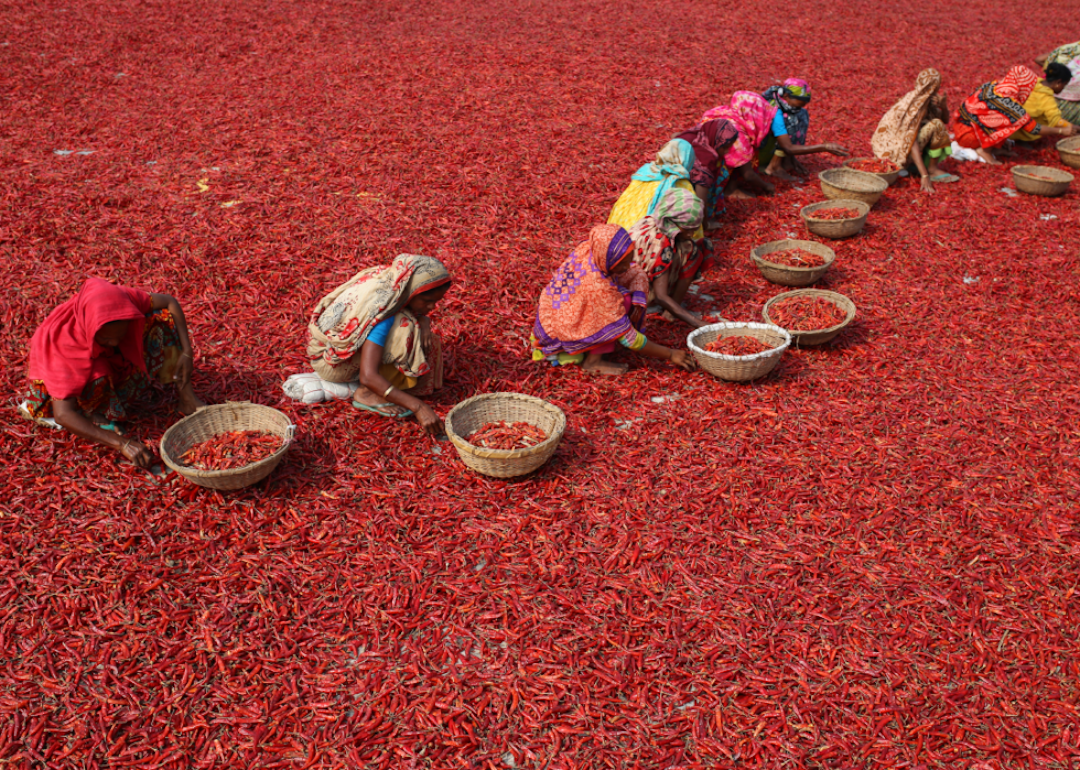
[727, 188, 755, 200]
[762, 162, 797, 182]
[177, 385, 207, 416]
[975, 148, 1000, 165]
[352, 384, 410, 416]
[582, 353, 629, 376]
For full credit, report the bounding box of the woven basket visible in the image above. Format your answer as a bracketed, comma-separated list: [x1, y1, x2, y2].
[750, 239, 836, 287]
[445, 392, 566, 478]
[687, 323, 791, 382]
[1056, 136, 1080, 169]
[842, 157, 902, 186]
[800, 199, 870, 240]
[762, 289, 857, 346]
[1011, 164, 1073, 197]
[160, 403, 295, 490]
[819, 168, 888, 206]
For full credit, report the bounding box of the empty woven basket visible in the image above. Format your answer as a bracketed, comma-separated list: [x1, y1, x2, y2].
[762, 289, 857, 346]
[445, 392, 566, 478]
[750, 239, 836, 287]
[687, 322, 790, 382]
[1057, 136, 1080, 169]
[800, 200, 870, 239]
[819, 168, 888, 206]
[1011, 165, 1073, 196]
[160, 402, 295, 490]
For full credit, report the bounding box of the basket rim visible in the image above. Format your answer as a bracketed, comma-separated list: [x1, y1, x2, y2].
[818, 167, 889, 192]
[160, 403, 295, 479]
[687, 322, 791, 361]
[445, 392, 567, 459]
[1010, 164, 1074, 182]
[1056, 136, 1080, 153]
[800, 199, 871, 220]
[751, 239, 836, 273]
[762, 289, 857, 336]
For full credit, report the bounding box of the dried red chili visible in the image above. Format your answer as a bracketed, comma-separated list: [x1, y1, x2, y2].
[703, 336, 772, 355]
[760, 248, 827, 267]
[181, 430, 282, 470]
[768, 296, 847, 330]
[846, 158, 899, 173]
[807, 206, 862, 220]
[465, 421, 547, 449]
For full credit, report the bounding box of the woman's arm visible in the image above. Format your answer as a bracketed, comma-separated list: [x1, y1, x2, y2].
[775, 134, 850, 157]
[150, 293, 195, 389]
[356, 340, 443, 434]
[652, 271, 704, 328]
[52, 398, 155, 467]
[637, 340, 695, 371]
[1042, 123, 1078, 137]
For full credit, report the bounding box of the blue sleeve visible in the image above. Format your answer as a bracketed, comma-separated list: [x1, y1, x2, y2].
[771, 110, 788, 137]
[366, 316, 395, 347]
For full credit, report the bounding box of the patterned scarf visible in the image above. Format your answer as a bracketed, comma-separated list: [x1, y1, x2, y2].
[630, 139, 695, 217]
[762, 78, 811, 145]
[700, 92, 778, 168]
[627, 189, 704, 282]
[871, 68, 942, 164]
[307, 254, 450, 378]
[956, 66, 1040, 148]
[674, 118, 739, 189]
[533, 225, 639, 355]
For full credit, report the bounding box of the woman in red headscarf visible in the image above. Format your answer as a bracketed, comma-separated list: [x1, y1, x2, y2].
[952, 66, 1076, 163]
[21, 279, 205, 468]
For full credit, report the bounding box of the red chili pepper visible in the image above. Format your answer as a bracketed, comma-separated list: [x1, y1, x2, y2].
[768, 296, 847, 330]
[180, 430, 282, 471]
[807, 206, 862, 220]
[703, 336, 772, 355]
[465, 421, 547, 450]
[846, 158, 899, 173]
[761, 248, 827, 267]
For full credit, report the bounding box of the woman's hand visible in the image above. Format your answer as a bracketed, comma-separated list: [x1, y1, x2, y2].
[120, 439, 155, 468]
[174, 351, 193, 390]
[920, 175, 936, 194]
[415, 403, 444, 435]
[418, 316, 435, 349]
[670, 350, 696, 371]
[824, 143, 850, 157]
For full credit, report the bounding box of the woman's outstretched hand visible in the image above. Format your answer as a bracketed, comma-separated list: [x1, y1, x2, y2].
[670, 350, 696, 371]
[825, 143, 850, 157]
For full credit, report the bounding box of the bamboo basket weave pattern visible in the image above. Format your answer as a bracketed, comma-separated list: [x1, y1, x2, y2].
[819, 168, 888, 206]
[762, 289, 856, 346]
[445, 392, 566, 478]
[750, 239, 835, 287]
[1056, 136, 1080, 169]
[842, 157, 902, 186]
[800, 199, 870, 239]
[160, 402, 295, 490]
[1011, 165, 1073, 197]
[687, 323, 790, 382]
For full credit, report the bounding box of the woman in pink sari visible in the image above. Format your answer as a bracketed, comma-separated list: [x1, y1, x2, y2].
[699, 92, 778, 198]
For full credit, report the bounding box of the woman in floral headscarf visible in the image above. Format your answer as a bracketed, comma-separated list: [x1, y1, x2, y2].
[673, 118, 739, 228]
[287, 254, 451, 434]
[624, 189, 709, 329]
[872, 68, 957, 193]
[759, 78, 850, 180]
[952, 66, 1075, 164]
[608, 139, 702, 243]
[698, 92, 779, 199]
[1036, 42, 1080, 125]
[532, 225, 695, 376]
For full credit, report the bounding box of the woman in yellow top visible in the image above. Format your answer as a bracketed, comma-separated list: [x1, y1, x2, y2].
[608, 139, 703, 243]
[1036, 43, 1080, 124]
[1014, 63, 1078, 141]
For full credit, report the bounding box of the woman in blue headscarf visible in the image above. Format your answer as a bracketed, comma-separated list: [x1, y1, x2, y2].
[758, 78, 849, 179]
[608, 139, 703, 242]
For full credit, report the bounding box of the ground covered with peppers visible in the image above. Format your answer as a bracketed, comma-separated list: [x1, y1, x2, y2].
[3, 0, 1080, 767]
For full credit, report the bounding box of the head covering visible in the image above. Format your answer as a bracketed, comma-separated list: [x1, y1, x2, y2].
[533, 225, 638, 356]
[871, 68, 942, 163]
[700, 92, 778, 168]
[762, 78, 812, 145]
[1046, 42, 1080, 101]
[27, 278, 151, 400]
[630, 139, 696, 217]
[307, 254, 450, 376]
[955, 66, 1040, 149]
[675, 118, 739, 189]
[627, 189, 704, 284]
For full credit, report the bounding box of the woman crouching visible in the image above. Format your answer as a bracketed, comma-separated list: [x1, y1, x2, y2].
[531, 224, 695, 376]
[300, 254, 450, 435]
[21, 278, 205, 468]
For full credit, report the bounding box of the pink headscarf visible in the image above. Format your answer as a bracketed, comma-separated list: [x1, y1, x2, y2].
[700, 92, 778, 168]
[28, 278, 151, 399]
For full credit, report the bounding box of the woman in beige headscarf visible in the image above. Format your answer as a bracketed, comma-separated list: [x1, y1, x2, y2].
[285, 254, 451, 434]
[872, 69, 957, 194]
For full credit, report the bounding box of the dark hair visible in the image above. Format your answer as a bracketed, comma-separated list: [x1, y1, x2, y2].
[1046, 62, 1072, 85]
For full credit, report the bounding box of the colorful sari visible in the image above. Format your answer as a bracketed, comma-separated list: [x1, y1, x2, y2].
[953, 66, 1041, 149]
[533, 225, 646, 358]
[762, 78, 811, 145]
[608, 139, 702, 240]
[626, 189, 705, 294]
[307, 254, 450, 383]
[872, 69, 943, 163]
[674, 118, 738, 221]
[700, 92, 778, 168]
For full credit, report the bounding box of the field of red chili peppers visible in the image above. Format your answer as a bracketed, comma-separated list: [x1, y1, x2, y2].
[3, 0, 1080, 766]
